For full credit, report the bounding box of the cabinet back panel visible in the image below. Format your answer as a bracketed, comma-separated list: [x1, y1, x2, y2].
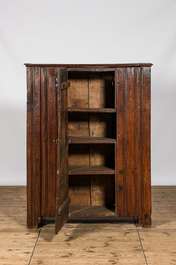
[68, 72, 89, 108]
[68, 72, 114, 108]
[68, 144, 115, 206]
[91, 175, 115, 206]
[69, 176, 91, 206]
[68, 71, 115, 207]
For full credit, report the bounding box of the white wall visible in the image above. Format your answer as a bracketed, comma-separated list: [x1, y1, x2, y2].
[0, 0, 176, 185]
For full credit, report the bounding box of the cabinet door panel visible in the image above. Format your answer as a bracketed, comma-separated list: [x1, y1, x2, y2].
[55, 68, 70, 234]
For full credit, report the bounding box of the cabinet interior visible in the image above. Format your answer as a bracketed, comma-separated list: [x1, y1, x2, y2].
[67, 70, 116, 215]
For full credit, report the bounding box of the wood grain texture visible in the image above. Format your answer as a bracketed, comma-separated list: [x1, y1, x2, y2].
[27, 66, 33, 228]
[69, 176, 90, 206]
[68, 136, 116, 144]
[141, 67, 151, 227]
[26, 64, 151, 229]
[55, 68, 70, 234]
[134, 67, 142, 223]
[41, 67, 48, 217]
[126, 67, 135, 217]
[27, 66, 41, 228]
[69, 165, 115, 175]
[25, 63, 153, 67]
[68, 72, 89, 108]
[115, 66, 151, 226]
[47, 68, 57, 217]
[2, 186, 176, 265]
[68, 108, 116, 113]
[115, 67, 126, 217]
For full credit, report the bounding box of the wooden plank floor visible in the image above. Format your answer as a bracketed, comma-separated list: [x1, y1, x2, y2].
[0, 186, 176, 264]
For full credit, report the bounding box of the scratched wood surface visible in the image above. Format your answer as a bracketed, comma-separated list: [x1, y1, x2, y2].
[0, 186, 176, 264]
[115, 66, 151, 227]
[26, 65, 151, 228]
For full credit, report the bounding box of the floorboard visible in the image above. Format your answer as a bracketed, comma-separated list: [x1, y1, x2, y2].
[0, 186, 176, 264]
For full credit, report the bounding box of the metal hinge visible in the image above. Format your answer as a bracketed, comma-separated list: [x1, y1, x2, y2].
[56, 78, 58, 89]
[52, 139, 58, 144]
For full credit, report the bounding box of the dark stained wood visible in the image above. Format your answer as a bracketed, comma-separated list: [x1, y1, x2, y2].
[134, 67, 142, 224]
[26, 63, 152, 232]
[33, 67, 41, 226]
[25, 63, 153, 68]
[69, 68, 115, 72]
[69, 165, 115, 175]
[40, 67, 48, 217]
[57, 197, 71, 216]
[55, 68, 70, 234]
[47, 68, 57, 217]
[141, 67, 151, 228]
[68, 108, 116, 113]
[26, 67, 41, 228]
[115, 67, 125, 217]
[68, 136, 116, 144]
[69, 205, 115, 217]
[27, 66, 33, 228]
[60, 81, 70, 90]
[126, 67, 135, 217]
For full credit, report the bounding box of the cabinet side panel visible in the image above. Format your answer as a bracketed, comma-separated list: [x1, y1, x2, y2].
[134, 68, 142, 221]
[41, 68, 48, 216]
[27, 67, 41, 228]
[33, 67, 41, 225]
[47, 68, 57, 216]
[27, 67, 33, 227]
[126, 68, 136, 216]
[115, 68, 126, 216]
[141, 67, 151, 227]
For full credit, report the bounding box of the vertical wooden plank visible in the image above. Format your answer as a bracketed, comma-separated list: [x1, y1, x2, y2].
[141, 67, 151, 227]
[134, 67, 142, 223]
[55, 68, 70, 234]
[68, 72, 90, 206]
[32, 67, 41, 227]
[40, 68, 48, 217]
[115, 68, 126, 217]
[67, 72, 89, 108]
[126, 67, 135, 217]
[47, 68, 57, 216]
[27, 67, 33, 228]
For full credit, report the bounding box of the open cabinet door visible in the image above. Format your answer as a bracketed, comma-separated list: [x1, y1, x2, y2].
[55, 68, 71, 234]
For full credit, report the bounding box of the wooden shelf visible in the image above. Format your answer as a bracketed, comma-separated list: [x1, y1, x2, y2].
[68, 108, 116, 113]
[68, 136, 116, 144]
[69, 205, 115, 217]
[69, 165, 115, 175]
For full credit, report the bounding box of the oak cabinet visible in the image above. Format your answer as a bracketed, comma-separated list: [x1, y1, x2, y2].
[25, 64, 152, 234]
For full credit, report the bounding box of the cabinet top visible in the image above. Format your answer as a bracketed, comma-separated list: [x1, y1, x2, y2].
[24, 63, 153, 68]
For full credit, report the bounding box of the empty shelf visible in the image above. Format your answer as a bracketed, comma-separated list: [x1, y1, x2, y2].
[69, 205, 115, 217]
[68, 108, 116, 113]
[69, 165, 115, 175]
[68, 136, 116, 144]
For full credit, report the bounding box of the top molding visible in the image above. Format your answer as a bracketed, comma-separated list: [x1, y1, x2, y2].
[24, 63, 153, 68]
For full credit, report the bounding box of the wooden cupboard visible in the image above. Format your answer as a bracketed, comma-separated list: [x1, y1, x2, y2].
[25, 64, 152, 234]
